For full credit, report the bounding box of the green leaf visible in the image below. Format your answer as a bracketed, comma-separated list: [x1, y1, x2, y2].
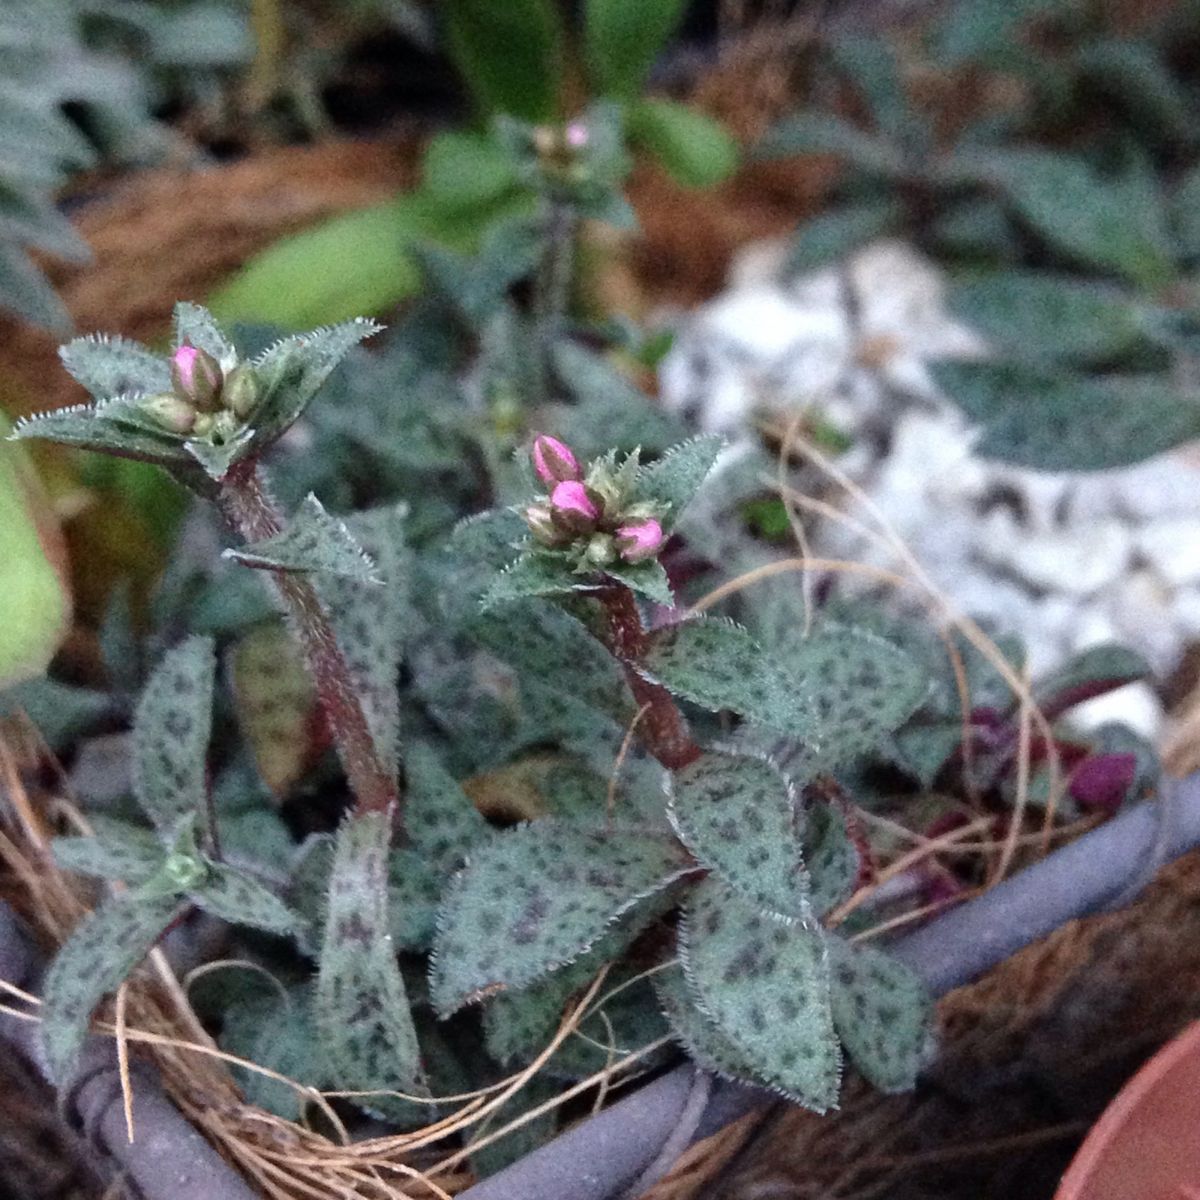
[52, 822, 164, 886]
[225, 494, 379, 582]
[804, 803, 859, 917]
[640, 617, 803, 728]
[829, 34, 916, 145]
[430, 819, 696, 1015]
[785, 199, 902, 275]
[978, 149, 1174, 287]
[320, 503, 411, 775]
[248, 318, 382, 451]
[405, 740, 489, 863]
[1172, 163, 1200, 261]
[656, 961, 761, 1080]
[443, 0, 563, 122]
[184, 426, 256, 482]
[41, 892, 183, 1082]
[949, 272, 1146, 367]
[584, 0, 688, 99]
[600, 558, 674, 606]
[637, 435, 725, 531]
[172, 301, 234, 364]
[680, 878, 840, 1109]
[387, 847, 444, 951]
[190, 861, 298, 936]
[626, 100, 738, 189]
[220, 983, 323, 1121]
[132, 636, 216, 838]
[423, 130, 522, 212]
[774, 626, 931, 769]
[667, 752, 808, 920]
[1033, 642, 1151, 719]
[0, 679, 111, 751]
[1075, 40, 1195, 150]
[58, 333, 170, 400]
[481, 552, 599, 610]
[754, 111, 903, 177]
[316, 811, 426, 1113]
[11, 403, 192, 468]
[826, 934, 932, 1093]
[931, 360, 1200, 470]
[0, 419, 70, 686]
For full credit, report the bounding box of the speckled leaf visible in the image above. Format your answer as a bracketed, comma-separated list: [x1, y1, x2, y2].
[11, 404, 191, 466]
[667, 752, 808, 920]
[601, 558, 674, 605]
[804, 803, 859, 917]
[132, 636, 216, 838]
[430, 820, 697, 1016]
[249, 318, 382, 448]
[58, 333, 170, 400]
[41, 892, 183, 1082]
[468, 602, 631, 721]
[316, 811, 425, 1110]
[173, 302, 234, 363]
[437, 508, 530, 623]
[481, 552, 600, 610]
[190, 861, 298, 936]
[320, 503, 411, 775]
[406, 740, 488, 863]
[184, 426, 256, 481]
[288, 833, 333, 956]
[229, 621, 319, 798]
[220, 983, 323, 1120]
[636, 435, 724, 531]
[388, 847, 444, 951]
[826, 934, 932, 1093]
[52, 821, 163, 886]
[641, 617, 806, 728]
[680, 878, 840, 1110]
[777, 626, 929, 769]
[655, 961, 758, 1080]
[226, 494, 378, 582]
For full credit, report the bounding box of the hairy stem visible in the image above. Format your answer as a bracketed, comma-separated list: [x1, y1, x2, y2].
[597, 585, 701, 771]
[217, 461, 398, 819]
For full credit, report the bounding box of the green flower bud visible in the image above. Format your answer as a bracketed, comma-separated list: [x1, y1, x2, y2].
[139, 392, 196, 435]
[171, 343, 223, 412]
[190, 412, 215, 439]
[584, 532, 616, 567]
[163, 852, 205, 891]
[222, 364, 259, 419]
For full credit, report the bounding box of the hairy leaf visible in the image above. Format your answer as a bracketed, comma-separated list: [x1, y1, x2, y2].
[482, 552, 600, 610]
[52, 822, 163, 886]
[406, 740, 489, 863]
[786, 199, 902, 275]
[932, 361, 1200, 471]
[11, 404, 192, 467]
[601, 558, 675, 605]
[226, 494, 378, 582]
[249, 318, 382, 450]
[637, 435, 725, 532]
[58, 333, 170, 400]
[655, 961, 759, 1080]
[185, 426, 256, 482]
[316, 811, 426, 1111]
[667, 752, 808, 920]
[754, 111, 903, 177]
[41, 892, 183, 1082]
[132, 636, 216, 837]
[826, 934, 932, 1093]
[190, 861, 298, 936]
[388, 847, 444, 951]
[680, 878, 840, 1109]
[430, 819, 696, 1015]
[172, 301, 234, 363]
[804, 804, 860, 917]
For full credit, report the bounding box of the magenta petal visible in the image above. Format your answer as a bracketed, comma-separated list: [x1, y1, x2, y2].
[1068, 752, 1138, 813]
[551, 480, 599, 520]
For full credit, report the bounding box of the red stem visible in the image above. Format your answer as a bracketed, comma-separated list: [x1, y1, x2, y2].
[597, 585, 701, 771]
[217, 461, 399, 819]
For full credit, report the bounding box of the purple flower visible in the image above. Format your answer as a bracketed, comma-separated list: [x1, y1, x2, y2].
[531, 433, 581, 484]
[170, 342, 222, 410]
[550, 480, 601, 534]
[1068, 752, 1138, 814]
[615, 518, 665, 563]
[565, 121, 589, 150]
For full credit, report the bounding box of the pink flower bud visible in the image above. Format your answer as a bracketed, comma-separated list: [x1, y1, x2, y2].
[565, 121, 589, 150]
[531, 433, 581, 484]
[170, 342, 222, 411]
[524, 501, 568, 547]
[550, 480, 601, 534]
[615, 517, 665, 563]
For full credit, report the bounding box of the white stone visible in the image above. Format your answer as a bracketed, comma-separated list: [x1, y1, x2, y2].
[1109, 570, 1181, 674]
[1068, 682, 1163, 740]
[1135, 517, 1200, 586]
[1070, 608, 1122, 652]
[727, 236, 790, 289]
[1002, 522, 1132, 597]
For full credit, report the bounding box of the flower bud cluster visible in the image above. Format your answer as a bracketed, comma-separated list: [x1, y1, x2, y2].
[139, 342, 260, 440]
[523, 434, 666, 568]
